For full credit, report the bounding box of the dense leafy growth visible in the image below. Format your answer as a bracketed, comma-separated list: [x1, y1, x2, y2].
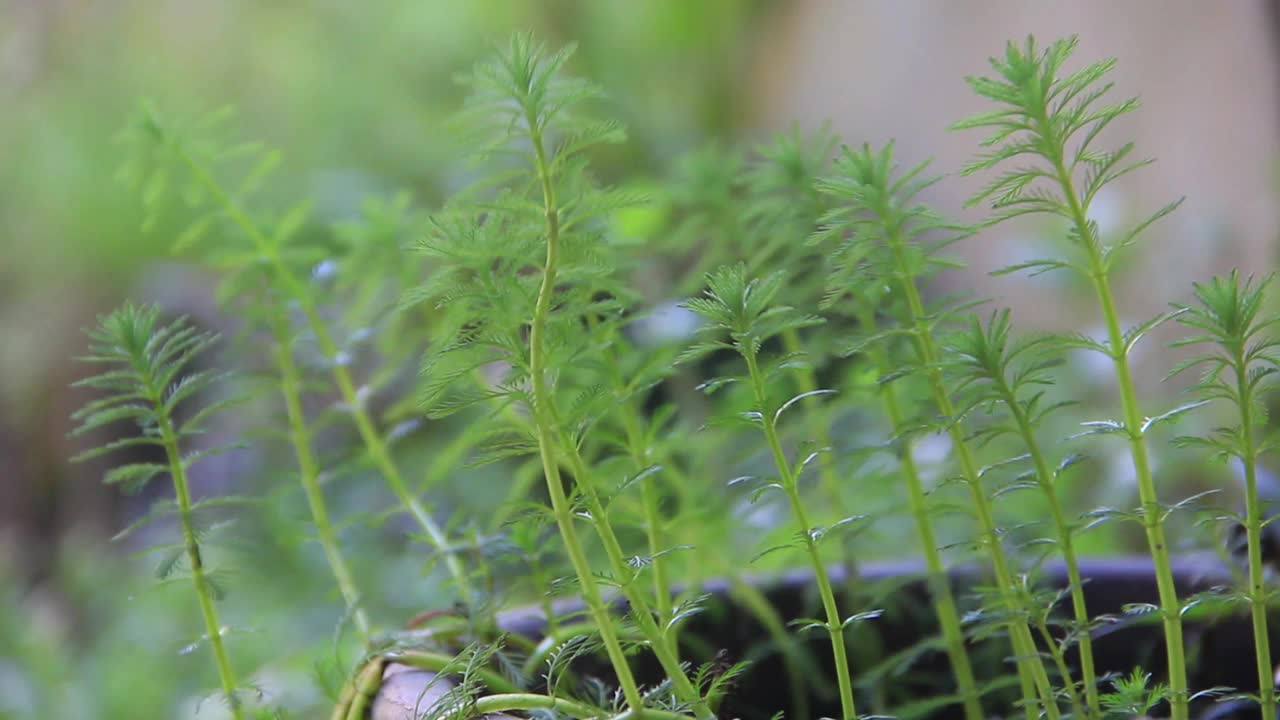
[58, 32, 1280, 720]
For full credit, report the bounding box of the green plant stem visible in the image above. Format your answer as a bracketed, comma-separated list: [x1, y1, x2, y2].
[1035, 617, 1086, 720]
[648, 443, 812, 718]
[1233, 342, 1276, 715]
[1042, 145, 1188, 720]
[332, 657, 384, 720]
[1015, 657, 1037, 720]
[387, 650, 523, 694]
[579, 306, 674, 622]
[639, 463, 673, 617]
[522, 622, 643, 679]
[610, 390, 674, 629]
[601, 330, 674, 622]
[155, 412, 242, 718]
[525, 121, 650, 718]
[624, 404, 675, 622]
[269, 313, 370, 638]
[742, 351, 856, 720]
[531, 312, 648, 715]
[173, 146, 474, 605]
[356, 653, 681, 719]
[992, 375, 1098, 715]
[886, 239, 1060, 719]
[526, 115, 712, 719]
[864, 316, 984, 720]
[330, 361, 475, 604]
[780, 329, 844, 517]
[558, 445, 714, 717]
[529, 396, 648, 717]
[471, 693, 694, 720]
[781, 328, 863, 608]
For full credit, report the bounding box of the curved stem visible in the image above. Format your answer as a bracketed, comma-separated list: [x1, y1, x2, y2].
[525, 118, 647, 716]
[524, 105, 712, 718]
[331, 657, 384, 720]
[385, 650, 523, 694]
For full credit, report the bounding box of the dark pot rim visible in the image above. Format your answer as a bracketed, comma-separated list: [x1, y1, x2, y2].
[367, 554, 1254, 720]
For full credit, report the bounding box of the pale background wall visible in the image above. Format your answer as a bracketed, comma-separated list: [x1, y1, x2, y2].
[751, 1, 1280, 382]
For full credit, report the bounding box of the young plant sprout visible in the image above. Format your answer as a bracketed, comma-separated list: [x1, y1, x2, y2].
[1173, 272, 1280, 718]
[72, 304, 246, 718]
[680, 263, 859, 720]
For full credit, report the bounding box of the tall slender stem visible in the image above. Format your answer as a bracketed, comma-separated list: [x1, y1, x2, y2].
[561, 450, 713, 716]
[862, 311, 984, 720]
[888, 237, 1060, 719]
[155, 412, 242, 719]
[523, 101, 713, 717]
[1041, 139, 1188, 718]
[525, 121, 648, 717]
[1036, 617, 1086, 719]
[780, 329, 845, 518]
[532, 425, 649, 714]
[994, 374, 1097, 715]
[540, 355, 711, 713]
[743, 351, 857, 720]
[780, 328, 863, 606]
[269, 311, 370, 637]
[593, 313, 674, 623]
[625, 406, 675, 622]
[1233, 341, 1276, 715]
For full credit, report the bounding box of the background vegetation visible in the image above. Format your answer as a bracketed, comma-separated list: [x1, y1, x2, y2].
[0, 4, 769, 717]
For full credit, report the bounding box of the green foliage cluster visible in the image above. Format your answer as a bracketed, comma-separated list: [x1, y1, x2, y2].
[42, 31, 1280, 720]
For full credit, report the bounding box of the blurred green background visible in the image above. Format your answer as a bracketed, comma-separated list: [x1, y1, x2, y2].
[0, 3, 767, 717]
[3, 2, 1279, 717]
